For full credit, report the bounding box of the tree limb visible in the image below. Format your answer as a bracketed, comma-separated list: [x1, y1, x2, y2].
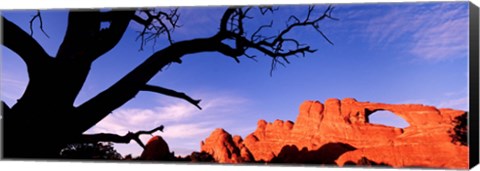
[56, 10, 134, 62]
[56, 10, 101, 60]
[220, 8, 238, 34]
[2, 17, 51, 68]
[74, 6, 336, 133]
[132, 9, 180, 51]
[74, 37, 222, 133]
[141, 85, 202, 109]
[217, 5, 336, 75]
[80, 125, 164, 149]
[29, 10, 50, 38]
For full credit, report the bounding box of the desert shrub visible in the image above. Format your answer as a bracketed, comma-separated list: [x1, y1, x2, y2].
[60, 142, 123, 160]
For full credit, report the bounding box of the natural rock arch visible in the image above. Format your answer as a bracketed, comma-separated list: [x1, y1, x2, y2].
[367, 110, 410, 128]
[200, 98, 468, 169]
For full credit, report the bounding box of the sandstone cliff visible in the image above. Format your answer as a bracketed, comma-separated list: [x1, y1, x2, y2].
[200, 98, 468, 169]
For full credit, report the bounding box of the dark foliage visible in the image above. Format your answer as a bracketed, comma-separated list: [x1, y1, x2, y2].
[60, 142, 123, 160]
[270, 142, 356, 164]
[344, 157, 391, 167]
[449, 112, 468, 146]
[188, 151, 215, 162]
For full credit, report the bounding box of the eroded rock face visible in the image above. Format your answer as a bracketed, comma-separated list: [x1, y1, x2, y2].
[200, 128, 253, 163]
[140, 136, 171, 160]
[200, 98, 468, 169]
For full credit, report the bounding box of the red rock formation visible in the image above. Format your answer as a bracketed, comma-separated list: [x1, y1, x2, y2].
[140, 136, 171, 160]
[200, 128, 253, 163]
[200, 98, 468, 169]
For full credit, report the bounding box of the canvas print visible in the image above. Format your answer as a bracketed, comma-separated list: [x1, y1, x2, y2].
[1, 1, 478, 170]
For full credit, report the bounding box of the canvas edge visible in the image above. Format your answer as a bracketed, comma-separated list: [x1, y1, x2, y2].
[0, 2, 477, 170]
[469, 1, 480, 170]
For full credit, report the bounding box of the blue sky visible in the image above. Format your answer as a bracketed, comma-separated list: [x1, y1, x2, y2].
[1, 2, 470, 157]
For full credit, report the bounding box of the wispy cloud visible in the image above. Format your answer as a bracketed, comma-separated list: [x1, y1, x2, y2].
[1, 73, 28, 106]
[399, 88, 468, 111]
[409, 17, 468, 61]
[398, 98, 468, 111]
[337, 2, 469, 61]
[86, 91, 250, 156]
[161, 123, 214, 139]
[111, 103, 198, 126]
[437, 97, 468, 110]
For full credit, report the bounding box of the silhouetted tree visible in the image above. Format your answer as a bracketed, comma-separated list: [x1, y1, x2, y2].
[60, 142, 123, 160]
[2, 5, 336, 158]
[449, 112, 467, 145]
[271, 143, 356, 164]
[188, 151, 215, 162]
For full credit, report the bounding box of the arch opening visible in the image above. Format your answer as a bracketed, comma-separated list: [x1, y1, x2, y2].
[367, 110, 409, 128]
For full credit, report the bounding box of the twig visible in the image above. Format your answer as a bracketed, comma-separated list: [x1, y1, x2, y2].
[80, 125, 164, 149]
[29, 10, 50, 38]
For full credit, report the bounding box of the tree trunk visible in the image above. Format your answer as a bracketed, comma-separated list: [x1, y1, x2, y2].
[3, 60, 90, 158]
[4, 106, 78, 158]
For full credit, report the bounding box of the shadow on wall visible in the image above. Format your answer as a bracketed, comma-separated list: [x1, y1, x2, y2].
[344, 157, 391, 167]
[449, 112, 467, 146]
[270, 142, 357, 164]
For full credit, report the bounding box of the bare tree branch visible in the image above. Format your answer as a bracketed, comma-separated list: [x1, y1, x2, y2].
[80, 125, 164, 149]
[140, 84, 202, 110]
[251, 20, 273, 42]
[132, 9, 180, 51]
[217, 5, 336, 75]
[219, 8, 237, 34]
[74, 37, 222, 133]
[3, 6, 337, 158]
[29, 10, 50, 38]
[2, 17, 51, 68]
[258, 5, 335, 47]
[74, 5, 336, 133]
[259, 6, 278, 15]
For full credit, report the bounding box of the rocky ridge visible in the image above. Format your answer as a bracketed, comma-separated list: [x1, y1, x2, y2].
[200, 98, 468, 168]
